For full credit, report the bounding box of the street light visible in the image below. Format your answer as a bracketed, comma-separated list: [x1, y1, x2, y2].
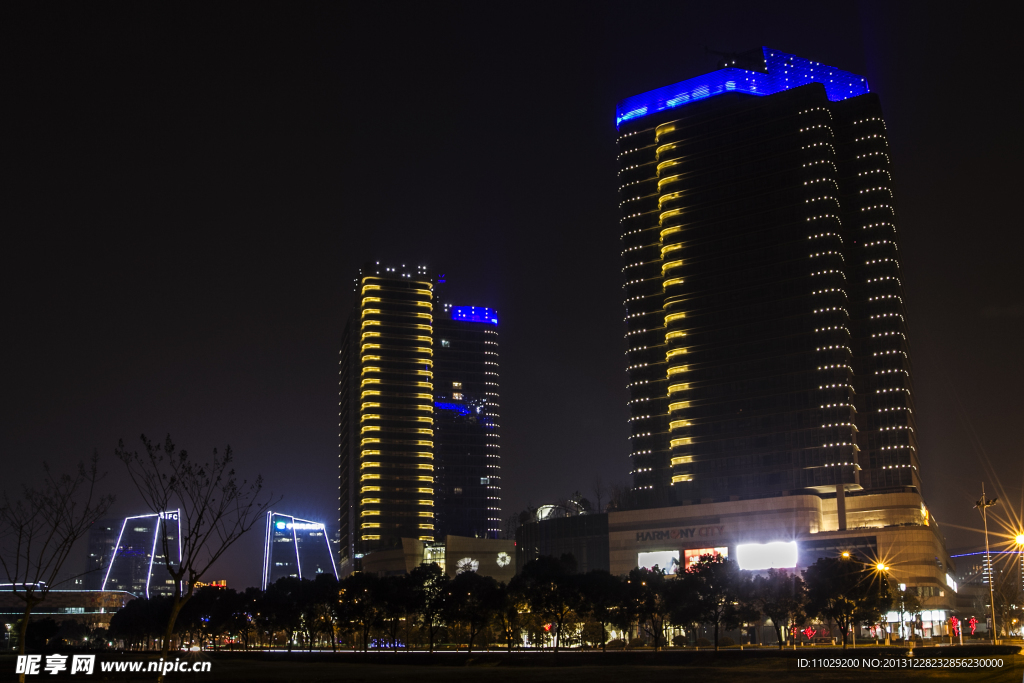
[974, 482, 999, 644]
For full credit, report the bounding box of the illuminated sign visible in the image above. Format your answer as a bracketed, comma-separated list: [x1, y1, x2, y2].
[636, 525, 725, 542]
[451, 306, 498, 325]
[275, 521, 322, 531]
[945, 573, 957, 593]
[683, 547, 728, 566]
[638, 551, 679, 573]
[735, 541, 798, 570]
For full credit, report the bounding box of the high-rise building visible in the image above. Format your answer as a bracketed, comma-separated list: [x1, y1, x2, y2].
[262, 512, 338, 589]
[433, 305, 502, 539]
[83, 518, 120, 590]
[102, 511, 180, 597]
[339, 265, 504, 574]
[617, 47, 918, 504]
[339, 263, 436, 573]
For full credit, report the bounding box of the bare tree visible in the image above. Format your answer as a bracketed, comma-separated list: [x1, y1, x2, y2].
[116, 435, 276, 680]
[0, 453, 114, 682]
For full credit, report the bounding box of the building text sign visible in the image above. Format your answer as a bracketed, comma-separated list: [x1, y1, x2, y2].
[636, 525, 725, 542]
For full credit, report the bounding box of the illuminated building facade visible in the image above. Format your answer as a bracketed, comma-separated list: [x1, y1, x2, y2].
[617, 47, 919, 503]
[340, 263, 435, 572]
[262, 512, 338, 589]
[434, 305, 502, 539]
[102, 511, 180, 598]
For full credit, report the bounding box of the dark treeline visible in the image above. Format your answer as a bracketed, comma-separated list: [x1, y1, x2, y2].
[103, 554, 901, 652]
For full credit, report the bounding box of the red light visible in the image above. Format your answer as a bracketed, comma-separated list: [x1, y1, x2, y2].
[802, 627, 816, 640]
[543, 624, 552, 632]
[968, 617, 978, 635]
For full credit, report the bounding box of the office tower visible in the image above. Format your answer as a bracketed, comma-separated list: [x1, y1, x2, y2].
[433, 305, 502, 539]
[102, 511, 181, 597]
[339, 263, 435, 572]
[83, 518, 119, 590]
[617, 47, 918, 503]
[262, 512, 339, 589]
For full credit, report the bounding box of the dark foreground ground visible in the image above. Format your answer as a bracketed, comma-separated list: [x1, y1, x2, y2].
[2, 646, 1021, 683]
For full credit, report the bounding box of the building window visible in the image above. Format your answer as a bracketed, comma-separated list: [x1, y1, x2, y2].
[441, 339, 450, 348]
[453, 487, 463, 495]
[452, 381, 462, 390]
[452, 392, 463, 400]
[480, 477, 490, 485]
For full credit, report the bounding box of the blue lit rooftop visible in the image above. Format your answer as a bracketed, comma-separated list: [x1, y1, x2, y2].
[616, 47, 869, 128]
[451, 306, 498, 325]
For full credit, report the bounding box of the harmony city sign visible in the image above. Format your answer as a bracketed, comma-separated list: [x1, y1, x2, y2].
[636, 525, 725, 542]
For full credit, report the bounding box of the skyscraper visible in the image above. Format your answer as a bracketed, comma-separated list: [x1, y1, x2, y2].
[617, 48, 918, 504]
[102, 511, 180, 597]
[339, 263, 435, 572]
[262, 512, 338, 589]
[339, 265, 505, 574]
[83, 518, 120, 590]
[433, 305, 502, 539]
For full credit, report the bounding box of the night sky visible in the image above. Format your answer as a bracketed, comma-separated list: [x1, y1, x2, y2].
[4, 2, 1022, 590]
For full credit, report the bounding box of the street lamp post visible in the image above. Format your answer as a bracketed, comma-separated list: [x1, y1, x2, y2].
[974, 482, 999, 644]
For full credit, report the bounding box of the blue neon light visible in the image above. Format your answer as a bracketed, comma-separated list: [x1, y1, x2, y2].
[451, 306, 498, 325]
[435, 401, 472, 415]
[615, 47, 869, 128]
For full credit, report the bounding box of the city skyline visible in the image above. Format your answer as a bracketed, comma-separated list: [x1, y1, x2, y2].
[4, 3, 1022, 590]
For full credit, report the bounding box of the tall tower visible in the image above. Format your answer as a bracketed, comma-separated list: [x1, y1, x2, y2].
[617, 48, 919, 503]
[339, 263, 435, 571]
[433, 305, 502, 539]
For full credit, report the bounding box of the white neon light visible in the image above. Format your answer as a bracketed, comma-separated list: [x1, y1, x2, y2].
[291, 516, 302, 579]
[146, 517, 160, 598]
[101, 518, 129, 592]
[262, 510, 273, 591]
[735, 541, 798, 570]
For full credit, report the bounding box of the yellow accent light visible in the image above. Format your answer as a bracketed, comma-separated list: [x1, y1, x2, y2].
[665, 330, 688, 341]
[667, 383, 690, 394]
[360, 473, 380, 481]
[418, 524, 434, 530]
[663, 277, 685, 288]
[667, 365, 689, 376]
[671, 474, 693, 483]
[361, 510, 380, 517]
[361, 344, 381, 352]
[361, 486, 381, 493]
[668, 401, 690, 412]
[660, 226, 683, 239]
[359, 438, 381, 446]
[360, 462, 381, 469]
[418, 511, 432, 517]
[669, 420, 692, 430]
[361, 308, 382, 318]
[661, 244, 683, 257]
[671, 456, 694, 465]
[666, 348, 688, 359]
[416, 488, 432, 494]
[662, 259, 684, 273]
[417, 464, 434, 471]
[664, 312, 687, 324]
[670, 437, 692, 448]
